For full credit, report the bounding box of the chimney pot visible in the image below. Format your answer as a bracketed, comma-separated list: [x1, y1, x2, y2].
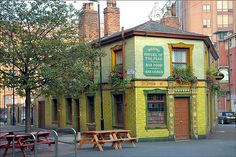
[83, 2, 94, 10]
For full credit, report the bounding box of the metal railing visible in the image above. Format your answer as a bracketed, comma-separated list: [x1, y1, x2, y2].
[55, 128, 78, 157]
[12, 132, 36, 157]
[36, 129, 59, 157]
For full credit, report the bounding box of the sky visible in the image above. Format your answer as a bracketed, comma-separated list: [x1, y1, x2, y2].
[66, 0, 168, 29]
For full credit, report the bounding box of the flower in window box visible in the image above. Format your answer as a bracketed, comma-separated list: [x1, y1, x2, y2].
[108, 64, 131, 89]
[172, 66, 198, 85]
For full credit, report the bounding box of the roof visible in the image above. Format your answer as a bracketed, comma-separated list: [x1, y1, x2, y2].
[97, 20, 218, 59]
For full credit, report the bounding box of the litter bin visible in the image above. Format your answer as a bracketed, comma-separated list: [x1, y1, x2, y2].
[86, 123, 96, 131]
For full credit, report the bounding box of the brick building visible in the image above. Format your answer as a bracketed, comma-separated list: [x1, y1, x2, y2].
[217, 33, 236, 112]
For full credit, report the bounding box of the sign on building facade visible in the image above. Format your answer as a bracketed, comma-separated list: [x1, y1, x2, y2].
[143, 46, 164, 76]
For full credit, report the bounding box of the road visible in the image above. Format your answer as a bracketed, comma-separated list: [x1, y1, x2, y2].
[1, 124, 235, 157]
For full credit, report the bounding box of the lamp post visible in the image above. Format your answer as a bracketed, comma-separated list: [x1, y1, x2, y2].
[227, 38, 232, 110]
[97, 0, 104, 130]
[90, 0, 104, 130]
[12, 58, 16, 125]
[3, 86, 6, 124]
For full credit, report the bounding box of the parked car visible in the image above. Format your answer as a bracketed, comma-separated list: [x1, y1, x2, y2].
[218, 112, 236, 124]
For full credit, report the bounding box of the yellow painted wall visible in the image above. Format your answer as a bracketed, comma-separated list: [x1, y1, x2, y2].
[134, 36, 206, 79]
[135, 87, 169, 138]
[196, 87, 207, 135]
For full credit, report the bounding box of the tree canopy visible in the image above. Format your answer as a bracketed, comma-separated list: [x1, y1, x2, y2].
[0, 0, 102, 131]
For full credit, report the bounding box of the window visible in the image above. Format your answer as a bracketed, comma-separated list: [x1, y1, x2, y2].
[203, 5, 210, 12]
[217, 15, 223, 27]
[217, 0, 233, 12]
[172, 49, 189, 69]
[113, 94, 124, 127]
[5, 95, 13, 105]
[112, 45, 123, 69]
[168, 43, 193, 75]
[217, 15, 233, 28]
[52, 98, 58, 122]
[87, 96, 95, 123]
[66, 98, 72, 124]
[147, 94, 166, 126]
[203, 19, 211, 28]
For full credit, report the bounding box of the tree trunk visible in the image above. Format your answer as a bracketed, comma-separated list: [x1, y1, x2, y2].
[25, 89, 31, 132]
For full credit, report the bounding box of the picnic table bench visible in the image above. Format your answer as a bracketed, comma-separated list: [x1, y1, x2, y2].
[77, 130, 137, 151]
[0, 131, 55, 157]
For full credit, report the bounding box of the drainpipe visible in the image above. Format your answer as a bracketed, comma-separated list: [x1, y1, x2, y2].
[122, 27, 126, 129]
[227, 38, 231, 111]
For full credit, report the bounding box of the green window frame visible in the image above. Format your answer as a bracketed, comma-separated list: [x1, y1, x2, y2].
[146, 93, 167, 128]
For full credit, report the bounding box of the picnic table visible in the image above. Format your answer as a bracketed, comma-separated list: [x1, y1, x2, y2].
[0, 131, 55, 157]
[78, 130, 137, 151]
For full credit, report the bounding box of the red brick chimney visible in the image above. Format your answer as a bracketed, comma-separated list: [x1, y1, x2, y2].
[79, 3, 98, 42]
[103, 0, 120, 36]
[160, 6, 179, 29]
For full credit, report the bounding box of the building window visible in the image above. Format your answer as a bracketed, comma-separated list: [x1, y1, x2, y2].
[87, 96, 95, 123]
[217, 0, 233, 12]
[172, 49, 189, 69]
[168, 43, 193, 75]
[66, 98, 72, 124]
[217, 15, 233, 28]
[52, 98, 58, 122]
[113, 94, 124, 128]
[112, 45, 123, 69]
[203, 4, 210, 12]
[203, 19, 211, 28]
[147, 94, 166, 126]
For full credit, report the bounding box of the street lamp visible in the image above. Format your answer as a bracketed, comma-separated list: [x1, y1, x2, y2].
[90, 0, 104, 130]
[12, 58, 16, 125]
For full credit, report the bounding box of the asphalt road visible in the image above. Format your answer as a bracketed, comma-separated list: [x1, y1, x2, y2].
[1, 124, 236, 157]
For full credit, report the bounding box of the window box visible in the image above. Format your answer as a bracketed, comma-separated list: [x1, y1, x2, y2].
[171, 66, 197, 85]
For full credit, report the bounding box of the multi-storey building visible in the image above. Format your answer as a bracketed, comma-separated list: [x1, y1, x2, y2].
[176, 0, 235, 42]
[164, 0, 236, 112]
[217, 33, 236, 112]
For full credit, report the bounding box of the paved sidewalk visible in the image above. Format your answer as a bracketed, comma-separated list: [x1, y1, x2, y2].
[1, 124, 236, 157]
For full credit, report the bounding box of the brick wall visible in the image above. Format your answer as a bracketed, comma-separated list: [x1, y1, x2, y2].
[160, 17, 179, 29]
[104, 7, 120, 36]
[79, 3, 98, 43]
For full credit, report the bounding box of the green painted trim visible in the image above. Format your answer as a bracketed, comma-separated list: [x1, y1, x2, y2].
[173, 95, 194, 138]
[145, 126, 167, 129]
[143, 90, 168, 128]
[138, 136, 175, 142]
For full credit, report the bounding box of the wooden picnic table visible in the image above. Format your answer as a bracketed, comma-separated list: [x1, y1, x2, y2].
[1, 131, 54, 157]
[77, 130, 137, 151]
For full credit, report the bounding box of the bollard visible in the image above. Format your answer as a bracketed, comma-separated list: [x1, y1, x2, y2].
[56, 128, 78, 157]
[37, 129, 59, 157]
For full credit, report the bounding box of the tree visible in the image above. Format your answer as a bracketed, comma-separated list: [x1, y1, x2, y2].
[0, 0, 102, 132]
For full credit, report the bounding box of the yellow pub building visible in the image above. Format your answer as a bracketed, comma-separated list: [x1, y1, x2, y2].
[35, 21, 219, 141]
